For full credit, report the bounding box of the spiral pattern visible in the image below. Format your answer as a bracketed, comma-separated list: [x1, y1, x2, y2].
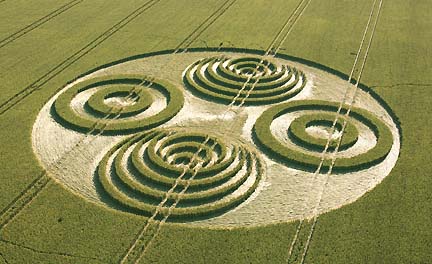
[183, 56, 306, 105]
[97, 129, 262, 220]
[253, 100, 394, 173]
[53, 74, 184, 135]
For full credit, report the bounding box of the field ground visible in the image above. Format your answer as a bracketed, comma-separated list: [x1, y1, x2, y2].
[0, 0, 431, 263]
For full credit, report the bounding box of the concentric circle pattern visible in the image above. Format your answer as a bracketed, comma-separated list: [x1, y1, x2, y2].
[254, 100, 394, 173]
[288, 113, 358, 152]
[33, 50, 401, 225]
[53, 74, 184, 135]
[183, 56, 306, 105]
[97, 129, 263, 220]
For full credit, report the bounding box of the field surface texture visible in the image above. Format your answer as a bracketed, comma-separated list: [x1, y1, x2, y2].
[0, 0, 430, 263]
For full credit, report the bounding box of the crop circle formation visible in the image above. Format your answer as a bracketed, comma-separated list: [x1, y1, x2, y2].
[97, 129, 262, 220]
[53, 74, 184, 135]
[254, 100, 393, 173]
[32, 50, 401, 226]
[183, 56, 306, 105]
[287, 113, 358, 152]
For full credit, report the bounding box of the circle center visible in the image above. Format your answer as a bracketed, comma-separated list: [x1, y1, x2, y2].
[306, 125, 342, 141]
[105, 95, 137, 107]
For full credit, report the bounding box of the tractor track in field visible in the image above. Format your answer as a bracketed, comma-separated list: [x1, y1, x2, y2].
[0, 0, 85, 49]
[120, 1, 313, 263]
[236, 0, 312, 110]
[264, 0, 312, 57]
[0, 135, 87, 231]
[0, 0, 161, 117]
[0, 172, 50, 231]
[0, 0, 233, 255]
[1, 11, 269, 255]
[370, 82, 432, 89]
[298, 1, 384, 263]
[0, 77, 155, 232]
[0, 238, 105, 263]
[174, 0, 237, 53]
[118, 1, 243, 263]
[287, 0, 381, 260]
[0, 0, 399, 262]
[285, 0, 385, 263]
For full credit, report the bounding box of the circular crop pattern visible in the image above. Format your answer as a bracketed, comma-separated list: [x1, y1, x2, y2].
[254, 100, 394, 173]
[97, 129, 262, 220]
[288, 113, 359, 152]
[33, 50, 401, 226]
[53, 74, 184, 135]
[183, 56, 306, 105]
